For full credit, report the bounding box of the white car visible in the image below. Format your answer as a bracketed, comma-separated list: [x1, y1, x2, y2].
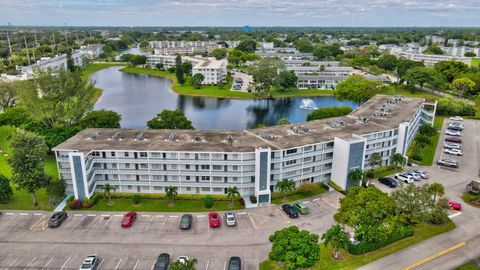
[444, 143, 461, 150]
[178, 256, 189, 264]
[444, 148, 463, 156]
[225, 212, 237, 226]
[394, 173, 414, 184]
[446, 130, 461, 137]
[80, 255, 99, 270]
[413, 170, 429, 179]
[450, 116, 464, 121]
[406, 172, 422, 181]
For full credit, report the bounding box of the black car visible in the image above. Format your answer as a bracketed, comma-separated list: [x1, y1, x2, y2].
[228, 256, 241, 270]
[48, 211, 68, 228]
[445, 136, 462, 143]
[282, 204, 299, 218]
[153, 253, 170, 270]
[180, 214, 193, 230]
[378, 177, 397, 188]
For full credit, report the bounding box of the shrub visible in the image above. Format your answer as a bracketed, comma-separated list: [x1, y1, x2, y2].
[411, 154, 423, 161]
[419, 124, 437, 137]
[68, 199, 83, 209]
[239, 198, 245, 206]
[430, 207, 449, 225]
[307, 106, 353, 121]
[82, 198, 93, 208]
[132, 194, 141, 205]
[347, 226, 413, 254]
[298, 182, 317, 195]
[250, 195, 258, 204]
[365, 170, 375, 178]
[436, 98, 476, 116]
[0, 175, 13, 204]
[204, 195, 214, 208]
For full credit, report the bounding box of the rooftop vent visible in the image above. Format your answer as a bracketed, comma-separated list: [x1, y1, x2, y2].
[135, 132, 145, 141]
[226, 134, 235, 144]
[327, 119, 346, 128]
[193, 133, 205, 142]
[300, 125, 311, 132]
[259, 131, 274, 140]
[291, 126, 300, 134]
[167, 132, 177, 142]
[358, 117, 369, 123]
[89, 132, 98, 140]
[110, 132, 122, 141]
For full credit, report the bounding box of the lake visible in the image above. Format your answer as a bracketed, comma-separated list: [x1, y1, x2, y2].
[92, 66, 358, 130]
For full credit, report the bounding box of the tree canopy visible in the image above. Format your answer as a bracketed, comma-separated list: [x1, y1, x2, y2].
[78, 110, 122, 129]
[276, 70, 298, 91]
[335, 75, 383, 103]
[306, 106, 352, 121]
[147, 109, 194, 129]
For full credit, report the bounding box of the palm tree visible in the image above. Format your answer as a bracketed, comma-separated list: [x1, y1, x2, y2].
[348, 168, 364, 187]
[322, 224, 350, 259]
[102, 183, 116, 205]
[369, 152, 383, 170]
[276, 179, 296, 201]
[169, 258, 198, 270]
[227, 187, 240, 208]
[166, 186, 178, 207]
[415, 135, 431, 149]
[428, 183, 445, 204]
[390, 153, 406, 168]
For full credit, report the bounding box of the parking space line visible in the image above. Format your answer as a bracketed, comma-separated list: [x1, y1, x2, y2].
[0, 215, 17, 230]
[142, 214, 151, 218]
[169, 215, 178, 218]
[155, 215, 164, 218]
[60, 257, 71, 270]
[304, 201, 310, 204]
[102, 215, 113, 230]
[237, 212, 246, 215]
[86, 215, 100, 230]
[74, 214, 83, 217]
[5, 212, 15, 215]
[448, 212, 463, 218]
[133, 259, 140, 270]
[30, 215, 47, 230]
[24, 256, 37, 269]
[114, 258, 123, 270]
[248, 213, 257, 230]
[223, 260, 227, 270]
[313, 198, 320, 201]
[97, 258, 105, 269]
[101, 214, 110, 217]
[72, 215, 87, 230]
[19, 213, 29, 216]
[151, 260, 156, 270]
[197, 215, 206, 218]
[205, 260, 209, 270]
[7, 257, 19, 268]
[42, 257, 54, 269]
[33, 213, 44, 216]
[87, 214, 96, 217]
[144, 216, 154, 232]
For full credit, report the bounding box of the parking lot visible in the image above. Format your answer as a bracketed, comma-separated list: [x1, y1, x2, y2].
[231, 71, 253, 92]
[0, 192, 339, 269]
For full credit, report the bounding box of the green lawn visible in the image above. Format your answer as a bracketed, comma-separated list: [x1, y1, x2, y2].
[260, 221, 456, 270]
[457, 262, 480, 270]
[271, 88, 335, 98]
[81, 62, 127, 80]
[79, 197, 244, 212]
[271, 187, 328, 204]
[461, 193, 480, 208]
[471, 58, 480, 68]
[407, 116, 444, 166]
[0, 125, 58, 211]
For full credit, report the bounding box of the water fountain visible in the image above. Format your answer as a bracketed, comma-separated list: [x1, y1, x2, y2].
[299, 99, 318, 110]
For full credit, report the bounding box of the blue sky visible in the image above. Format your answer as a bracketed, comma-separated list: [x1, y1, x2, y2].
[2, 0, 480, 27]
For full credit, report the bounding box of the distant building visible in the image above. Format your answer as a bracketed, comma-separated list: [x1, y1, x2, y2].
[296, 74, 389, 89]
[19, 50, 87, 77]
[394, 51, 472, 66]
[79, 44, 105, 58]
[149, 41, 223, 55]
[192, 59, 228, 85]
[146, 55, 204, 69]
[442, 46, 480, 57]
[425, 35, 445, 45]
[260, 42, 274, 50]
[225, 40, 241, 49]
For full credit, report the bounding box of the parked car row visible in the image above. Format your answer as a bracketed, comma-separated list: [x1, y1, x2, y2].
[393, 170, 429, 184]
[438, 118, 464, 168]
[282, 202, 310, 218]
[151, 254, 241, 270]
[232, 77, 243, 90]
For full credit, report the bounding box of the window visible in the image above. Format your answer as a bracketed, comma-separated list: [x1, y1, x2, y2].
[140, 152, 147, 158]
[213, 188, 223, 192]
[304, 146, 313, 152]
[185, 153, 190, 159]
[285, 149, 297, 155]
[200, 153, 209, 159]
[127, 185, 132, 190]
[304, 156, 312, 162]
[111, 152, 116, 157]
[140, 164, 148, 169]
[125, 164, 130, 169]
[92, 151, 100, 157]
[186, 165, 190, 169]
[201, 165, 210, 170]
[212, 165, 222, 170]
[285, 160, 297, 166]
[112, 163, 117, 169]
[186, 176, 191, 180]
[232, 165, 238, 171]
[154, 186, 162, 190]
[326, 142, 334, 148]
[201, 176, 210, 181]
[201, 187, 210, 192]
[171, 165, 177, 170]
[213, 176, 222, 182]
[232, 177, 238, 182]
[186, 187, 191, 191]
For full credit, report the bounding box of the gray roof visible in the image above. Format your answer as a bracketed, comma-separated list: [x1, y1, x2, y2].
[53, 95, 424, 154]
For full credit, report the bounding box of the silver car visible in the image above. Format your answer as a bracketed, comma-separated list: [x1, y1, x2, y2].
[406, 172, 421, 181]
[413, 170, 429, 179]
[80, 255, 99, 270]
[225, 212, 237, 226]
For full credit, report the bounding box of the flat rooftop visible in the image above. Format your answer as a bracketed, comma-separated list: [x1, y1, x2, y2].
[54, 95, 426, 154]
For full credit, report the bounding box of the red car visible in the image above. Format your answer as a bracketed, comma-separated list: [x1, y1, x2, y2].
[121, 212, 138, 227]
[448, 201, 462, 211]
[208, 212, 221, 227]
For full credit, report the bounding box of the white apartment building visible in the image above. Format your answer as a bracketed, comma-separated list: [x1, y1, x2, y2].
[149, 41, 223, 55]
[297, 74, 389, 89]
[287, 65, 355, 76]
[54, 95, 435, 202]
[79, 44, 105, 58]
[146, 55, 227, 84]
[19, 50, 87, 77]
[192, 59, 227, 85]
[394, 51, 472, 66]
[442, 46, 480, 57]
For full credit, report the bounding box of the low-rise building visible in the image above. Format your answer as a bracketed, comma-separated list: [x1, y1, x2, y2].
[192, 59, 227, 85]
[149, 40, 223, 55]
[54, 95, 435, 202]
[297, 74, 389, 89]
[19, 50, 87, 77]
[79, 44, 105, 58]
[394, 51, 472, 66]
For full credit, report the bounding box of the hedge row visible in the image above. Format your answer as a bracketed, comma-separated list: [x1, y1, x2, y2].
[107, 192, 234, 201]
[347, 226, 413, 255]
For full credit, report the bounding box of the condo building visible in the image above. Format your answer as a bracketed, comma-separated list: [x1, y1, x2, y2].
[54, 95, 435, 204]
[19, 50, 88, 77]
[296, 74, 389, 89]
[149, 41, 223, 55]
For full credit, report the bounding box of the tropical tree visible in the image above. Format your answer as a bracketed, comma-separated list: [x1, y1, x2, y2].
[390, 153, 406, 168]
[348, 168, 364, 187]
[0, 80, 17, 110]
[276, 70, 298, 92]
[191, 73, 205, 89]
[322, 224, 350, 259]
[428, 183, 445, 204]
[226, 187, 240, 208]
[166, 186, 178, 206]
[275, 179, 296, 201]
[450, 78, 475, 98]
[169, 258, 198, 270]
[0, 174, 13, 204]
[369, 153, 383, 171]
[147, 109, 194, 129]
[415, 135, 431, 149]
[335, 75, 383, 103]
[9, 129, 51, 207]
[251, 58, 285, 93]
[102, 183, 116, 205]
[78, 109, 122, 129]
[175, 55, 185, 85]
[391, 184, 434, 224]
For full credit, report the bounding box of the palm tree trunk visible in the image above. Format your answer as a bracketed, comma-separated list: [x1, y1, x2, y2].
[31, 192, 38, 207]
